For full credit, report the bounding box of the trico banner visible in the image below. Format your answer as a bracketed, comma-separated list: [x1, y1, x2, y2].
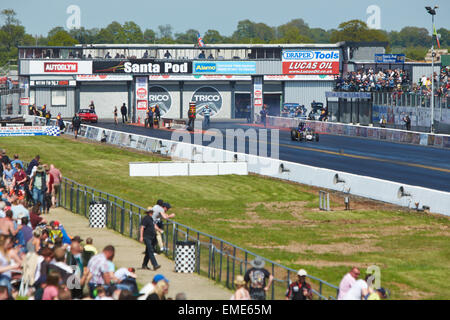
[193, 61, 256, 74]
[148, 86, 172, 116]
[28, 61, 92, 75]
[191, 86, 222, 117]
[0, 126, 60, 137]
[282, 50, 340, 75]
[93, 60, 192, 74]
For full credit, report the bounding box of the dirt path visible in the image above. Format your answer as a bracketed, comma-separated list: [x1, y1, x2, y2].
[46, 207, 232, 300]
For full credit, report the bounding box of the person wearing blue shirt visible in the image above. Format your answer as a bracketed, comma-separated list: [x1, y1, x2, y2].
[10, 154, 23, 174]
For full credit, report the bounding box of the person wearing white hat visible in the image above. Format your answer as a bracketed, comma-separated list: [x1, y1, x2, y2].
[285, 269, 313, 300]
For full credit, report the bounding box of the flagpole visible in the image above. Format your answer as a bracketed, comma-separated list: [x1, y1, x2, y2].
[431, 13, 434, 133]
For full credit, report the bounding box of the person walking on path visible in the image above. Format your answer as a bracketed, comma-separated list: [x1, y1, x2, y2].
[244, 257, 273, 300]
[139, 208, 161, 271]
[120, 103, 128, 124]
[72, 113, 81, 139]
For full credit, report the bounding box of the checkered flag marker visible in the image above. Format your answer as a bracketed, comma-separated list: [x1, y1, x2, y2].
[45, 126, 60, 136]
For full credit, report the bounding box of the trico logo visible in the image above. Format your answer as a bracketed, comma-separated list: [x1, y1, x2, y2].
[44, 62, 78, 72]
[149, 94, 169, 102]
[148, 86, 172, 115]
[191, 86, 222, 116]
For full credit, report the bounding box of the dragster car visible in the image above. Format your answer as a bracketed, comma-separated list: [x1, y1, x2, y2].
[290, 122, 319, 142]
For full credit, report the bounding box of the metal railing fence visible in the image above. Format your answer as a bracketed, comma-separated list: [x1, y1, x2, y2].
[58, 176, 339, 300]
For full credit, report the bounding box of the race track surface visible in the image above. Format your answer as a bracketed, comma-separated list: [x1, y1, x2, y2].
[88, 121, 450, 192]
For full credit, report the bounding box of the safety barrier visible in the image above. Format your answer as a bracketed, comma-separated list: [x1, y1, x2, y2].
[129, 161, 248, 177]
[267, 115, 450, 149]
[58, 176, 339, 300]
[29, 114, 450, 216]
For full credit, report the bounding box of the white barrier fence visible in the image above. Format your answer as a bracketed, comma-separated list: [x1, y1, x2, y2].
[129, 161, 248, 177]
[28, 115, 450, 216]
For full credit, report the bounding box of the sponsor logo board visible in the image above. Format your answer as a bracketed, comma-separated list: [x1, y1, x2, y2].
[27, 61, 92, 75]
[191, 86, 222, 117]
[282, 50, 340, 75]
[193, 61, 256, 74]
[148, 86, 172, 116]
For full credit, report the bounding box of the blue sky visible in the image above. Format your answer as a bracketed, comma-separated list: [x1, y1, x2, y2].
[3, 0, 450, 36]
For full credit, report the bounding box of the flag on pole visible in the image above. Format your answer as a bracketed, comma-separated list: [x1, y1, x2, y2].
[433, 25, 441, 49]
[197, 33, 205, 47]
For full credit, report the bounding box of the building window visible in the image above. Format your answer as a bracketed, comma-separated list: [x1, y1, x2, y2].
[51, 89, 67, 107]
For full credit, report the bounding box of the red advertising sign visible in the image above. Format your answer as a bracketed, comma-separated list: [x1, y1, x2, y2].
[20, 98, 30, 106]
[136, 88, 147, 100]
[44, 62, 78, 73]
[137, 100, 147, 111]
[282, 61, 339, 75]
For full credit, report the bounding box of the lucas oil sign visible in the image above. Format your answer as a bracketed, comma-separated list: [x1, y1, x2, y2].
[148, 86, 172, 116]
[191, 86, 222, 117]
[282, 50, 340, 75]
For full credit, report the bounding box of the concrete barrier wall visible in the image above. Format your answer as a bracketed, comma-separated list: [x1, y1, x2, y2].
[28, 115, 450, 216]
[129, 161, 248, 177]
[267, 116, 450, 149]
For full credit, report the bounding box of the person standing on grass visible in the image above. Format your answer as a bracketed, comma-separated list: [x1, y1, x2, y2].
[338, 267, 360, 300]
[139, 208, 161, 271]
[72, 113, 81, 139]
[244, 257, 273, 300]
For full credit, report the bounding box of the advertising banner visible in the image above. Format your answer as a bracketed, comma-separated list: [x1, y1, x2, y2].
[20, 98, 30, 106]
[76, 74, 133, 81]
[282, 50, 339, 75]
[30, 80, 76, 87]
[135, 77, 148, 112]
[28, 61, 92, 75]
[191, 86, 222, 117]
[148, 75, 251, 81]
[148, 86, 172, 116]
[253, 76, 263, 118]
[264, 75, 335, 81]
[193, 61, 256, 74]
[0, 126, 60, 137]
[93, 60, 192, 74]
[374, 54, 405, 64]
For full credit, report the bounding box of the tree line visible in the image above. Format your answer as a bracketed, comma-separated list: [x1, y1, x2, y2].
[1, 8, 449, 66]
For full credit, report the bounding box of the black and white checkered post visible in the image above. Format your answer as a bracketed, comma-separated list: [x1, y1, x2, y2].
[175, 241, 197, 273]
[89, 201, 107, 228]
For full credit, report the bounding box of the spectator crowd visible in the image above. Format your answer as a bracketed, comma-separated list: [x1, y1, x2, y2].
[335, 68, 410, 92]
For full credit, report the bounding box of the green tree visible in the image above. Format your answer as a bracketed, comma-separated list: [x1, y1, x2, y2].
[436, 28, 449, 48]
[105, 21, 126, 43]
[404, 47, 428, 61]
[123, 21, 143, 43]
[276, 18, 310, 39]
[392, 26, 430, 47]
[69, 27, 99, 44]
[330, 19, 388, 43]
[143, 29, 156, 43]
[309, 28, 331, 43]
[157, 24, 173, 39]
[47, 30, 78, 46]
[174, 29, 199, 44]
[203, 29, 223, 43]
[94, 28, 114, 44]
[271, 25, 313, 44]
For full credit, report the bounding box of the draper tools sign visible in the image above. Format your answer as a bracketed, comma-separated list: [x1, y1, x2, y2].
[93, 60, 192, 74]
[282, 50, 340, 75]
[191, 86, 222, 117]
